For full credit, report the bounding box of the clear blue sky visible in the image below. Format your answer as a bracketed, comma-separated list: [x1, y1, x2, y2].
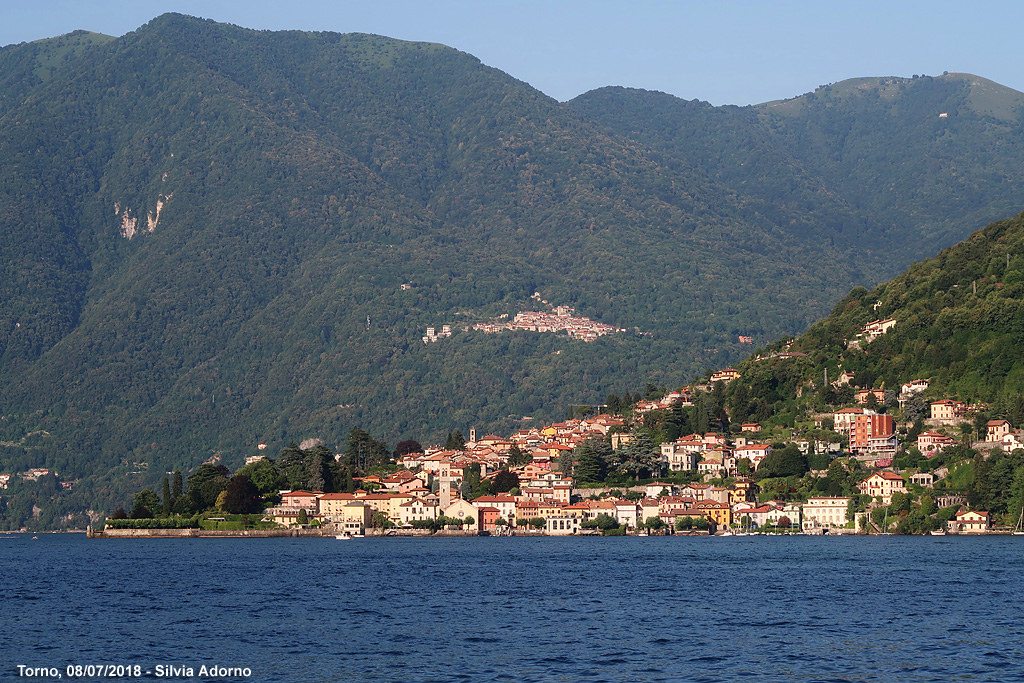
[4, 1, 1022, 105]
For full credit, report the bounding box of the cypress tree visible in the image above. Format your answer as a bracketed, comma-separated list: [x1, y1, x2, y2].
[171, 470, 183, 501]
[161, 477, 172, 517]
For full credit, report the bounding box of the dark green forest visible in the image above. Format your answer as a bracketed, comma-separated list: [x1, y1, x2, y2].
[0, 15, 1023, 527]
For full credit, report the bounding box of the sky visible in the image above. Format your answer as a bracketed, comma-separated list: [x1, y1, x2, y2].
[3, 1, 1022, 106]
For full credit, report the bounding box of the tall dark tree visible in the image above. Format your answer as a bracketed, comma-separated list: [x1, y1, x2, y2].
[308, 454, 326, 493]
[161, 477, 172, 517]
[346, 428, 391, 471]
[237, 458, 281, 496]
[187, 464, 231, 510]
[171, 470, 183, 501]
[605, 393, 623, 416]
[278, 443, 308, 489]
[557, 449, 575, 478]
[730, 383, 751, 426]
[394, 440, 423, 457]
[132, 489, 160, 519]
[222, 475, 262, 514]
[665, 402, 691, 442]
[491, 470, 519, 494]
[756, 445, 809, 479]
[620, 432, 662, 480]
[506, 444, 530, 468]
[574, 440, 607, 483]
[460, 463, 482, 500]
[692, 393, 711, 434]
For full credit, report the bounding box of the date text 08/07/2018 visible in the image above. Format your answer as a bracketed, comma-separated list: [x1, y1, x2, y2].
[17, 664, 253, 678]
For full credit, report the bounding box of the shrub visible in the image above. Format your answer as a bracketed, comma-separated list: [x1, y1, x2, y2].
[105, 516, 201, 529]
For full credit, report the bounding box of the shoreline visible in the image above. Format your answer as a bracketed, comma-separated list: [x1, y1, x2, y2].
[83, 527, 1017, 539]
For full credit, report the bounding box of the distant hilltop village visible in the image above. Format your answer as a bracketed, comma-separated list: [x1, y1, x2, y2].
[472, 293, 623, 342]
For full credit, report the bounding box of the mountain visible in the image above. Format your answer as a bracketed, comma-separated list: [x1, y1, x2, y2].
[569, 73, 1024, 266]
[0, 15, 1022, 526]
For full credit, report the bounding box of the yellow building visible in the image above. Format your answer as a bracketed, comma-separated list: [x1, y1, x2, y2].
[318, 493, 359, 522]
[694, 500, 731, 527]
[339, 502, 371, 535]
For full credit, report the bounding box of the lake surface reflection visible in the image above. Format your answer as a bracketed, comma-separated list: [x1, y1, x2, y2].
[2, 534, 1020, 682]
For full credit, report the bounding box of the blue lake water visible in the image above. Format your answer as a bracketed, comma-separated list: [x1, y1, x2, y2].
[1, 533, 1022, 682]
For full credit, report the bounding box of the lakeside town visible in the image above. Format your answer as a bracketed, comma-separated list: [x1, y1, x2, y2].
[246, 392, 1008, 538]
[98, 320, 1024, 537]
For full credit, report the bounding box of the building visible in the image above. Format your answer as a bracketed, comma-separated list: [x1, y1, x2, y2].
[477, 507, 501, 531]
[613, 500, 640, 529]
[338, 502, 371, 535]
[398, 498, 439, 525]
[644, 482, 675, 497]
[318, 493, 359, 522]
[900, 379, 930, 395]
[734, 444, 772, 470]
[850, 415, 895, 456]
[710, 368, 741, 384]
[952, 510, 990, 533]
[917, 431, 956, 456]
[661, 441, 701, 472]
[802, 497, 850, 530]
[834, 371, 856, 387]
[859, 472, 907, 504]
[545, 515, 581, 535]
[855, 389, 886, 405]
[833, 407, 866, 434]
[471, 495, 517, 524]
[443, 499, 478, 529]
[931, 400, 968, 422]
[986, 420, 1012, 442]
[694, 500, 731, 528]
[909, 473, 934, 488]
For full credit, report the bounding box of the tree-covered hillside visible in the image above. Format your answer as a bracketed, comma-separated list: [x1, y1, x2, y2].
[570, 73, 1024, 265]
[722, 210, 1024, 425]
[0, 15, 1023, 526]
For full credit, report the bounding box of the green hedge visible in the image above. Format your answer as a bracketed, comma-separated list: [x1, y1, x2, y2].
[105, 516, 201, 529]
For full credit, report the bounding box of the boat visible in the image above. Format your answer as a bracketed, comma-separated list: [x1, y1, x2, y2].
[930, 529, 947, 536]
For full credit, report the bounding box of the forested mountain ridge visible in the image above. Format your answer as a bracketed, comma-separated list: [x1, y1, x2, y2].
[569, 72, 1024, 265]
[0, 14, 1022, 527]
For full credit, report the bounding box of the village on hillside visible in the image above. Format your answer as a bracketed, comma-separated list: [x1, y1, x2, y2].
[471, 293, 624, 342]
[239, 374, 1012, 538]
[100, 314, 1022, 538]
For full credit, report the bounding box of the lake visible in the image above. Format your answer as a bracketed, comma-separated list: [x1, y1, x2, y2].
[1, 533, 1021, 682]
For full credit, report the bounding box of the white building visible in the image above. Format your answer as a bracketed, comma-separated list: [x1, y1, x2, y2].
[802, 497, 851, 530]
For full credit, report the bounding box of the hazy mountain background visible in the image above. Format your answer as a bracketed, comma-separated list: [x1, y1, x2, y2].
[0, 14, 1022, 523]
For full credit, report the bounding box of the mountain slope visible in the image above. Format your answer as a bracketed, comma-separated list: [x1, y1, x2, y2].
[568, 72, 1024, 266]
[0, 15, 1022, 526]
[794, 210, 1024, 402]
[720, 210, 1024, 433]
